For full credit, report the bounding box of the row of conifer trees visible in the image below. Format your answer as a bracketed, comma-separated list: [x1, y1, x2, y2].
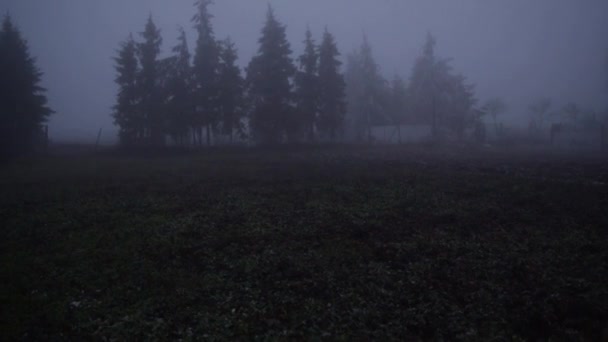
[113, 2, 347, 146]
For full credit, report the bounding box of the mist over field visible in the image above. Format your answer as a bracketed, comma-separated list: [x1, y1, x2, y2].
[3, 0, 607, 144]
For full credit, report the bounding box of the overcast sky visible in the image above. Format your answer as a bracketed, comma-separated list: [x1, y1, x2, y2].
[2, 0, 607, 143]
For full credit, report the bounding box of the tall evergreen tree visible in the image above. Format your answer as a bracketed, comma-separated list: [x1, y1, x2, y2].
[164, 28, 194, 146]
[294, 27, 319, 142]
[529, 97, 552, 131]
[444, 74, 476, 139]
[389, 75, 408, 142]
[0, 14, 53, 157]
[483, 98, 507, 136]
[217, 37, 245, 143]
[408, 33, 455, 137]
[192, 0, 220, 146]
[408, 33, 477, 140]
[344, 50, 365, 141]
[113, 34, 140, 146]
[138, 15, 163, 146]
[317, 28, 346, 141]
[408, 33, 438, 132]
[344, 36, 386, 142]
[246, 6, 296, 144]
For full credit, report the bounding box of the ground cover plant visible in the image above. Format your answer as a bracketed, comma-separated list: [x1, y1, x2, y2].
[1, 145, 607, 340]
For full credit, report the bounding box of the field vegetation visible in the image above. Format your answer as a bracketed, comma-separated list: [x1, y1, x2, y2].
[1, 145, 607, 340]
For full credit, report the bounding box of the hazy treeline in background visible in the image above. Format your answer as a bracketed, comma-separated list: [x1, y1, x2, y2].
[1, 1, 607, 157]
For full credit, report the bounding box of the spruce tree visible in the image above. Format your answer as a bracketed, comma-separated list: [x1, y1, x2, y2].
[390, 75, 407, 123]
[344, 36, 385, 142]
[408, 33, 476, 139]
[317, 28, 346, 141]
[344, 50, 365, 141]
[192, 0, 220, 146]
[445, 74, 476, 139]
[408, 33, 451, 137]
[217, 38, 245, 143]
[246, 5, 296, 145]
[113, 34, 140, 146]
[0, 14, 53, 157]
[165, 28, 194, 146]
[294, 27, 319, 142]
[138, 15, 163, 146]
[389, 75, 408, 142]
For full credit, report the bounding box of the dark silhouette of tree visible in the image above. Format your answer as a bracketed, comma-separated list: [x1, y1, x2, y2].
[529, 97, 552, 131]
[217, 38, 245, 144]
[444, 74, 476, 139]
[192, 0, 220, 146]
[345, 36, 386, 143]
[246, 5, 296, 145]
[113, 34, 140, 146]
[483, 98, 506, 132]
[409, 33, 442, 136]
[604, 50, 608, 125]
[562, 102, 582, 122]
[483, 98, 507, 136]
[408, 33, 476, 139]
[164, 28, 194, 146]
[138, 15, 163, 146]
[0, 14, 53, 158]
[389, 75, 408, 142]
[317, 28, 346, 141]
[345, 51, 365, 141]
[294, 27, 319, 142]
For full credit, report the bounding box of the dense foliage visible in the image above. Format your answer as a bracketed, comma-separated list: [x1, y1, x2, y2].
[294, 28, 319, 142]
[408, 34, 477, 139]
[0, 14, 53, 158]
[192, 0, 220, 146]
[345, 37, 387, 142]
[111, 5, 485, 147]
[217, 38, 245, 143]
[317, 29, 346, 141]
[245, 6, 296, 144]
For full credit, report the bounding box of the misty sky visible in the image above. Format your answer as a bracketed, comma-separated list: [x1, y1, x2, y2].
[2, 0, 607, 143]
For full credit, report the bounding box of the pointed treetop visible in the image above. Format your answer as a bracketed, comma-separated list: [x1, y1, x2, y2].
[173, 26, 190, 59]
[305, 25, 313, 39]
[141, 14, 160, 36]
[139, 14, 162, 50]
[222, 36, 235, 48]
[423, 32, 436, 57]
[2, 11, 14, 31]
[220, 36, 239, 64]
[193, 0, 214, 31]
[176, 26, 188, 46]
[361, 32, 373, 56]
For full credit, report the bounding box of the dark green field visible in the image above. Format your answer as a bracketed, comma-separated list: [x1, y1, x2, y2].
[1, 146, 607, 340]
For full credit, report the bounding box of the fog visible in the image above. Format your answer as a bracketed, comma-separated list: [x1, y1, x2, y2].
[2, 0, 607, 144]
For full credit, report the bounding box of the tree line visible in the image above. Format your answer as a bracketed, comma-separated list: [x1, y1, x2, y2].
[344, 33, 478, 143]
[113, 2, 483, 147]
[113, 3, 346, 147]
[3, 4, 605, 155]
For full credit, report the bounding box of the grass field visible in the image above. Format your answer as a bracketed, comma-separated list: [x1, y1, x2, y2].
[1, 145, 607, 340]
